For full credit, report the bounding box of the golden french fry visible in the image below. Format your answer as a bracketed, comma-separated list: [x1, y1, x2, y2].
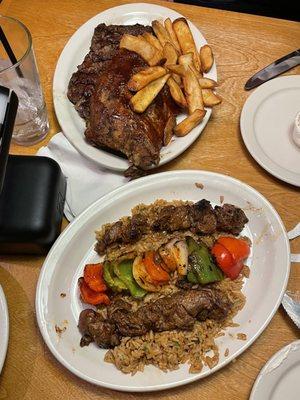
[120, 34, 163, 66]
[143, 32, 163, 51]
[202, 89, 222, 107]
[166, 64, 187, 76]
[198, 77, 218, 89]
[178, 53, 202, 79]
[163, 115, 176, 146]
[174, 109, 206, 136]
[172, 73, 182, 86]
[167, 77, 187, 108]
[200, 45, 214, 73]
[173, 18, 201, 71]
[183, 66, 204, 114]
[128, 66, 167, 91]
[152, 20, 171, 47]
[130, 74, 170, 113]
[164, 18, 181, 54]
[163, 42, 178, 65]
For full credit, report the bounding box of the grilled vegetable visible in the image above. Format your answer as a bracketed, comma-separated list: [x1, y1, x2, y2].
[187, 270, 198, 283]
[187, 237, 223, 284]
[159, 239, 188, 275]
[78, 278, 110, 305]
[211, 236, 250, 280]
[143, 251, 170, 284]
[217, 237, 250, 262]
[103, 262, 127, 292]
[133, 256, 161, 292]
[113, 260, 147, 298]
[83, 263, 107, 292]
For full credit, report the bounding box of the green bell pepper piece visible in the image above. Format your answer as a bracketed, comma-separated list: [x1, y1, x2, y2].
[187, 271, 198, 283]
[113, 260, 147, 298]
[103, 262, 127, 292]
[187, 238, 223, 284]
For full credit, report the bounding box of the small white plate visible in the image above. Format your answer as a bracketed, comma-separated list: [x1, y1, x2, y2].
[0, 285, 9, 374]
[53, 3, 217, 171]
[36, 170, 290, 392]
[250, 340, 300, 400]
[240, 75, 300, 187]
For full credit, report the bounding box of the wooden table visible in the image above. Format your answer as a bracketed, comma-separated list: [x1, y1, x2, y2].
[0, 0, 299, 398]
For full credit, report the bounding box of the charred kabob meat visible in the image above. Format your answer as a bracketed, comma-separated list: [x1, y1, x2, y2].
[96, 200, 248, 255]
[78, 287, 231, 348]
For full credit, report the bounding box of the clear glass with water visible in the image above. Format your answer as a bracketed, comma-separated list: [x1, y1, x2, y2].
[0, 15, 49, 145]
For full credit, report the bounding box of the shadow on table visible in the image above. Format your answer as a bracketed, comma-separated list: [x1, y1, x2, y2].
[0, 266, 38, 400]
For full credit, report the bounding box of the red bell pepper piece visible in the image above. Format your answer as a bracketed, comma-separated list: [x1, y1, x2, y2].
[211, 237, 250, 280]
[217, 237, 250, 263]
[78, 278, 110, 305]
[83, 263, 107, 292]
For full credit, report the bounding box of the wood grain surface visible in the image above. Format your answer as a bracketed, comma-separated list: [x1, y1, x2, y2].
[0, 0, 299, 399]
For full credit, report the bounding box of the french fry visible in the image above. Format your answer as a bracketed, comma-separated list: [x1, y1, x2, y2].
[200, 45, 214, 73]
[173, 18, 201, 71]
[198, 77, 218, 89]
[202, 89, 222, 107]
[130, 74, 171, 113]
[172, 73, 182, 85]
[174, 109, 206, 137]
[128, 66, 167, 91]
[179, 54, 217, 89]
[183, 66, 204, 114]
[178, 53, 202, 79]
[166, 64, 187, 76]
[163, 115, 176, 146]
[152, 20, 171, 47]
[120, 34, 163, 66]
[167, 77, 187, 108]
[163, 42, 178, 65]
[143, 32, 163, 51]
[164, 18, 181, 54]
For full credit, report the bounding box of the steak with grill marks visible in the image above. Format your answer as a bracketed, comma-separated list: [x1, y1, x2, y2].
[67, 23, 179, 171]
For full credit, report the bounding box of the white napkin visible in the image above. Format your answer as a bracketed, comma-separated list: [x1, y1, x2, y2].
[37, 132, 127, 221]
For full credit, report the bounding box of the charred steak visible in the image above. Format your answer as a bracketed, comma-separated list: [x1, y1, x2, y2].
[68, 23, 179, 171]
[78, 288, 231, 348]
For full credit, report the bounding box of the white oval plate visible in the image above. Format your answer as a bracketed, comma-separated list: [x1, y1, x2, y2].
[53, 3, 217, 171]
[0, 284, 9, 374]
[36, 170, 290, 392]
[250, 340, 300, 400]
[240, 75, 300, 187]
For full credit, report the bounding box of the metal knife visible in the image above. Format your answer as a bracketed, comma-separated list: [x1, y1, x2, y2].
[245, 48, 300, 90]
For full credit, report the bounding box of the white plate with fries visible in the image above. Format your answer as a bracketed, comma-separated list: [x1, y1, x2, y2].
[53, 3, 219, 171]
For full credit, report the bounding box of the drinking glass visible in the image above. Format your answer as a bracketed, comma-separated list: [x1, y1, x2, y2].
[0, 15, 49, 145]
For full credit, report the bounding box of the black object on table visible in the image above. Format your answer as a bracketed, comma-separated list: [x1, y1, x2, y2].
[0, 86, 66, 254]
[174, 0, 299, 21]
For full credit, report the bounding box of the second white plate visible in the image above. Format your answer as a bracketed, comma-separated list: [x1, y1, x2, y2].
[240, 75, 300, 187]
[53, 3, 217, 171]
[250, 340, 300, 400]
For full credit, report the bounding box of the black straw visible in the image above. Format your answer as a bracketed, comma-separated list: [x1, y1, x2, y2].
[0, 26, 24, 78]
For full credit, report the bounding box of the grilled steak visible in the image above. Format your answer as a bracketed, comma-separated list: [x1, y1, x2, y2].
[96, 200, 248, 255]
[78, 288, 231, 348]
[68, 23, 179, 171]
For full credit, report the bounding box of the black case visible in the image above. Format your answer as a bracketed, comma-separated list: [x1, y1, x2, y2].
[0, 155, 66, 254]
